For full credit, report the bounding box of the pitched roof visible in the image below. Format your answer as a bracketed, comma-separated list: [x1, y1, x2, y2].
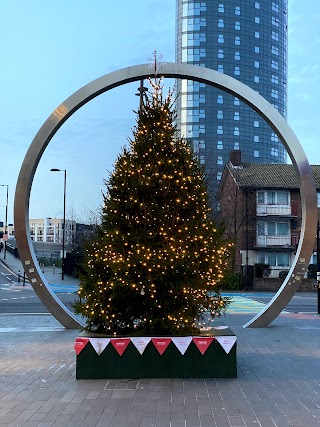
[228, 163, 320, 189]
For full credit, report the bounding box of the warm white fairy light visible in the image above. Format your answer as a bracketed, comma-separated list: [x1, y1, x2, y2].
[75, 77, 231, 334]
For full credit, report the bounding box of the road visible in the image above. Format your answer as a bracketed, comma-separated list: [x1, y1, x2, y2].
[0, 262, 77, 314]
[242, 292, 319, 314]
[1, 262, 319, 316]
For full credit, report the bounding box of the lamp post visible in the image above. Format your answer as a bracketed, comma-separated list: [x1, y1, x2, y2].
[50, 169, 66, 280]
[317, 219, 320, 314]
[0, 184, 8, 260]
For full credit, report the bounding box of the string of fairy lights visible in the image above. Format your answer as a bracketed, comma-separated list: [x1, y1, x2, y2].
[75, 78, 231, 334]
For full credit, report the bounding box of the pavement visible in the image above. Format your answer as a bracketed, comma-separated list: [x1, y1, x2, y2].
[1, 252, 320, 426]
[0, 250, 79, 292]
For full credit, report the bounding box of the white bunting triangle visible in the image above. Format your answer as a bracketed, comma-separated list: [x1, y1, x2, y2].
[216, 336, 237, 354]
[131, 337, 151, 355]
[171, 337, 193, 355]
[89, 338, 110, 356]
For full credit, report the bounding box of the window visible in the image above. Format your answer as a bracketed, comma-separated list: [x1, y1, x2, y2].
[217, 95, 223, 104]
[271, 75, 279, 84]
[235, 6, 240, 15]
[271, 133, 279, 142]
[271, 89, 279, 98]
[234, 97, 240, 105]
[218, 18, 224, 28]
[254, 135, 259, 142]
[218, 34, 224, 43]
[217, 156, 223, 165]
[218, 64, 224, 73]
[234, 142, 240, 150]
[255, 31, 260, 38]
[218, 49, 224, 58]
[234, 112, 240, 120]
[234, 66, 240, 75]
[235, 36, 240, 45]
[272, 60, 279, 69]
[258, 190, 289, 205]
[254, 120, 259, 127]
[272, 16, 279, 26]
[255, 61, 260, 68]
[235, 51, 240, 60]
[267, 222, 289, 236]
[234, 127, 239, 136]
[257, 252, 290, 267]
[254, 76, 260, 83]
[255, 46, 260, 53]
[272, 31, 279, 41]
[217, 110, 223, 119]
[254, 150, 260, 157]
[255, 2, 260, 9]
[271, 147, 279, 156]
[218, 3, 224, 12]
[272, 2, 279, 12]
[217, 125, 223, 134]
[255, 17, 260, 24]
[235, 21, 240, 30]
[217, 172, 222, 181]
[217, 140, 223, 150]
[200, 155, 205, 164]
[272, 46, 279, 55]
[317, 192, 320, 207]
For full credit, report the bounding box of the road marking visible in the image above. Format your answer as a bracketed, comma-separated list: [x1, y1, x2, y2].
[225, 295, 289, 314]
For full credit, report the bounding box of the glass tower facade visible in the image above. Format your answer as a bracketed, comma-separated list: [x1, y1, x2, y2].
[176, 0, 288, 200]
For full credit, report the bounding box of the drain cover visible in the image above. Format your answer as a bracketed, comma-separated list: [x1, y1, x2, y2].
[104, 379, 140, 390]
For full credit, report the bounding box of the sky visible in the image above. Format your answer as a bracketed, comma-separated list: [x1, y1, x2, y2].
[1, 0, 320, 225]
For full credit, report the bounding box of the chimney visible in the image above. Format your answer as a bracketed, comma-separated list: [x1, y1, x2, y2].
[230, 150, 241, 166]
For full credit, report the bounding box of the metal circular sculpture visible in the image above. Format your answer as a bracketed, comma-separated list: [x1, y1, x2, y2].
[14, 63, 317, 329]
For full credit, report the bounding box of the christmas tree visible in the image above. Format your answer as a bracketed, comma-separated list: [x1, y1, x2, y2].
[74, 79, 231, 335]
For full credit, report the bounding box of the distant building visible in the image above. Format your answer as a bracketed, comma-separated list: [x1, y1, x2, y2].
[217, 151, 320, 286]
[28, 218, 75, 244]
[176, 0, 288, 201]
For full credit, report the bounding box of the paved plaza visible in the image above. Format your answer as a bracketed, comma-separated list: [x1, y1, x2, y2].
[0, 252, 320, 426]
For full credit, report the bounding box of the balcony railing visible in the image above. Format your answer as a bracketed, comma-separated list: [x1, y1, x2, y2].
[257, 204, 291, 216]
[256, 235, 292, 247]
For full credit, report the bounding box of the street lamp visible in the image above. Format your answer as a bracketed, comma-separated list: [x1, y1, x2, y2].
[0, 184, 8, 260]
[50, 169, 66, 280]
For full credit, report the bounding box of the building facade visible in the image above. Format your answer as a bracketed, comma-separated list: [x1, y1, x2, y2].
[175, 0, 288, 200]
[217, 152, 320, 284]
[29, 218, 75, 244]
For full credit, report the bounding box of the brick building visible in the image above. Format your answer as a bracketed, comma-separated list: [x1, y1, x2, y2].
[217, 151, 320, 286]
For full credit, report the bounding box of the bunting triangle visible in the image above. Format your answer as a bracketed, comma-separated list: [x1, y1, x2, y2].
[193, 337, 214, 355]
[216, 336, 237, 354]
[171, 337, 192, 355]
[89, 338, 110, 356]
[131, 337, 151, 355]
[110, 338, 131, 356]
[151, 338, 171, 355]
[74, 337, 89, 355]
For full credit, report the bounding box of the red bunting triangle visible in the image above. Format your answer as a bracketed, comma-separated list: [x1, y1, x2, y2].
[110, 338, 131, 356]
[193, 337, 214, 355]
[151, 338, 171, 355]
[74, 337, 90, 355]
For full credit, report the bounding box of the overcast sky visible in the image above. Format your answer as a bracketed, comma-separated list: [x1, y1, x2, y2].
[1, 0, 319, 224]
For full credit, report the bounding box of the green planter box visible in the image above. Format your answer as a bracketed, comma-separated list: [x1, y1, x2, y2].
[75, 327, 237, 379]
